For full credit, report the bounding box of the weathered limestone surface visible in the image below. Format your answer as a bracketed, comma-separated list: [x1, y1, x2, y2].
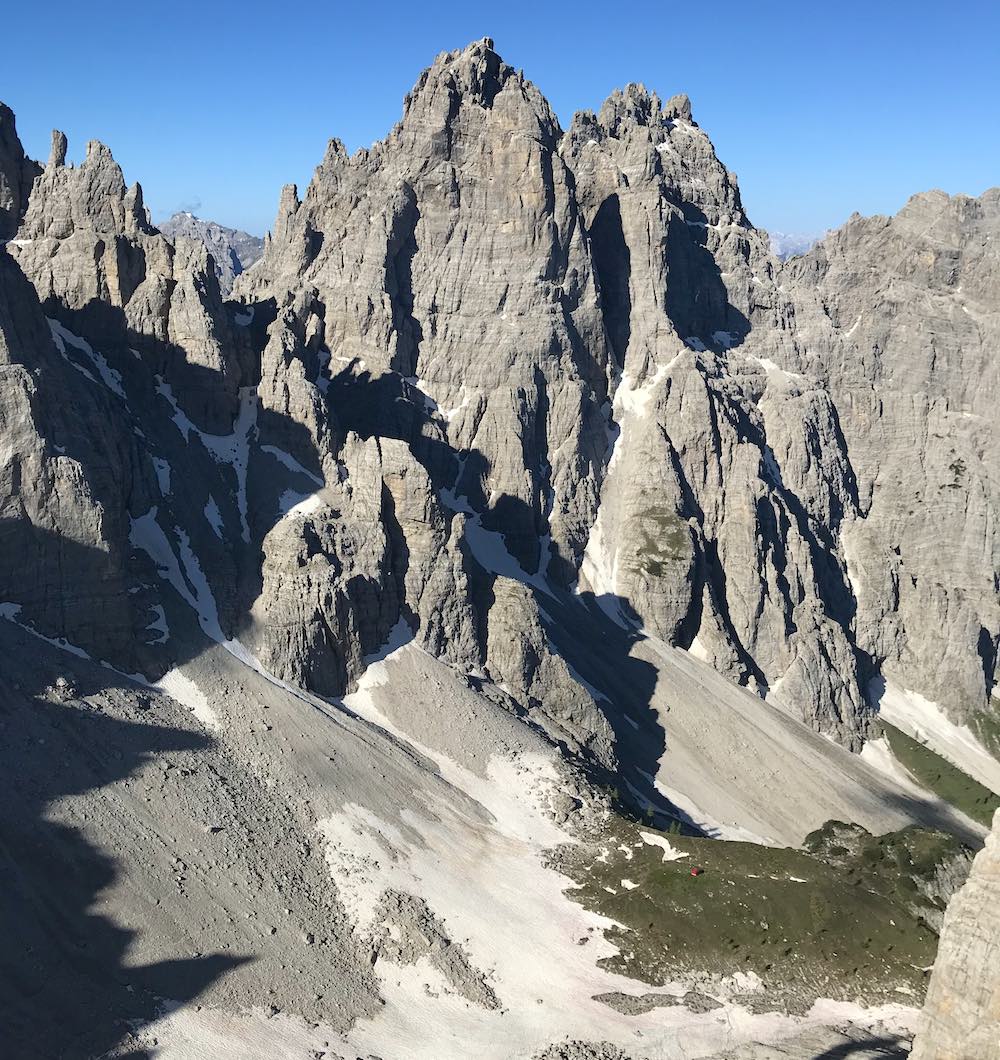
[912, 809, 1000, 1059]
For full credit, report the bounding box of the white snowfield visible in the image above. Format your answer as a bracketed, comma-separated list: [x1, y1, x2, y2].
[873, 678, 1000, 795]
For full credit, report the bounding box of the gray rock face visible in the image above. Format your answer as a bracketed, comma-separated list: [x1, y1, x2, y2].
[0, 249, 143, 662]
[777, 193, 1000, 729]
[11, 131, 244, 433]
[157, 211, 264, 295]
[1, 42, 998, 774]
[912, 809, 1000, 1059]
[1, 41, 999, 1060]
[563, 82, 871, 743]
[0, 103, 41, 239]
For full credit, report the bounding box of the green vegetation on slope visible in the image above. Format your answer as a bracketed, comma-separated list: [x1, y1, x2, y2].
[970, 706, 1000, 762]
[555, 816, 941, 1013]
[803, 820, 973, 930]
[881, 721, 1000, 827]
[627, 504, 689, 578]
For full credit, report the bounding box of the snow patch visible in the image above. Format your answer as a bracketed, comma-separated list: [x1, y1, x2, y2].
[277, 490, 322, 520]
[204, 496, 224, 539]
[48, 319, 126, 398]
[129, 507, 224, 643]
[260, 444, 324, 486]
[151, 457, 171, 495]
[150, 667, 218, 730]
[639, 831, 689, 862]
[688, 635, 710, 662]
[873, 678, 1000, 794]
[0, 600, 217, 729]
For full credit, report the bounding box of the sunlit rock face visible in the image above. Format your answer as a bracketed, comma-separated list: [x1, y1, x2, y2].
[912, 809, 1000, 1060]
[2, 37, 999, 748]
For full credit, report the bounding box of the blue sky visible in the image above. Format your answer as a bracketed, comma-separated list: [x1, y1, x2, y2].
[4, 0, 998, 236]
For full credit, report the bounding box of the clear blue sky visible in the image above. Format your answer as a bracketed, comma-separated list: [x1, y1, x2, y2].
[4, 0, 998, 236]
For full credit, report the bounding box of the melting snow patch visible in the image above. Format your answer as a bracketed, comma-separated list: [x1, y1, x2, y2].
[150, 667, 218, 730]
[874, 678, 1000, 793]
[615, 364, 668, 418]
[620, 878, 639, 890]
[151, 457, 171, 495]
[204, 496, 224, 539]
[48, 319, 127, 398]
[129, 508, 225, 643]
[260, 444, 324, 486]
[0, 603, 90, 659]
[639, 831, 689, 862]
[446, 508, 552, 596]
[277, 490, 322, 520]
[0, 601, 217, 729]
[688, 635, 710, 662]
[156, 386, 257, 541]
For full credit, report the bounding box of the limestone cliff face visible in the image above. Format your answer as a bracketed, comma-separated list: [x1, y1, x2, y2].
[779, 193, 1000, 728]
[0, 38, 997, 766]
[0, 103, 40, 239]
[239, 38, 611, 580]
[912, 808, 1000, 1059]
[0, 249, 145, 661]
[12, 133, 244, 433]
[563, 84, 870, 743]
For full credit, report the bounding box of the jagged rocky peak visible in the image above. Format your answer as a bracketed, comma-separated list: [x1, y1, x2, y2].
[2, 49, 1000, 1058]
[230, 38, 880, 746]
[18, 129, 154, 241]
[48, 128, 68, 166]
[595, 82, 694, 135]
[401, 36, 534, 121]
[7, 122, 245, 434]
[0, 101, 41, 238]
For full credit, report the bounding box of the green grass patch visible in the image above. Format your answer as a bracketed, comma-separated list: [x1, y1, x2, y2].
[554, 817, 940, 1012]
[626, 505, 689, 578]
[881, 721, 1000, 827]
[970, 706, 1000, 763]
[804, 821, 973, 930]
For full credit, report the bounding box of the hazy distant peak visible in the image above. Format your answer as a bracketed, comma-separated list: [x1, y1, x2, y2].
[158, 211, 264, 294]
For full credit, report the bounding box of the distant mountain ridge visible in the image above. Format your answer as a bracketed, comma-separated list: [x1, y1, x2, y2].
[157, 210, 263, 294]
[766, 229, 825, 259]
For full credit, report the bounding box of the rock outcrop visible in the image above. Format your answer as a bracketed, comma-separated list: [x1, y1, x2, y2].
[779, 192, 1000, 731]
[11, 131, 245, 433]
[0, 103, 40, 239]
[912, 808, 1000, 1059]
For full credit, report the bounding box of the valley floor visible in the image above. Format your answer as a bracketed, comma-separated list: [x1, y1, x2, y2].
[3, 592, 989, 1059]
